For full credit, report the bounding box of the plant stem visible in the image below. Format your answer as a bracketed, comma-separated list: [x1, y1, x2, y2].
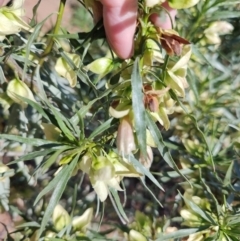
[161, 54, 169, 81]
[40, 0, 66, 60]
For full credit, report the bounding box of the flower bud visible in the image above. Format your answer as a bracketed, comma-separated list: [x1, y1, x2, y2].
[87, 57, 113, 75]
[52, 204, 71, 231]
[116, 116, 136, 155]
[78, 154, 92, 174]
[72, 207, 93, 232]
[7, 79, 35, 108]
[0, 0, 31, 40]
[142, 38, 163, 66]
[129, 230, 147, 241]
[55, 53, 81, 87]
[139, 146, 153, 169]
[90, 156, 115, 182]
[168, 0, 200, 9]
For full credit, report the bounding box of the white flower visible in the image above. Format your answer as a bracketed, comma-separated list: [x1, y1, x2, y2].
[145, 0, 164, 7]
[129, 230, 147, 241]
[72, 208, 93, 232]
[116, 115, 136, 155]
[52, 204, 71, 231]
[0, 0, 31, 40]
[204, 21, 234, 45]
[165, 45, 192, 97]
[79, 153, 141, 202]
[7, 79, 36, 108]
[55, 53, 81, 87]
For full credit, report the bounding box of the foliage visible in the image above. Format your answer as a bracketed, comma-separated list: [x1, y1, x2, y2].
[0, 0, 240, 240]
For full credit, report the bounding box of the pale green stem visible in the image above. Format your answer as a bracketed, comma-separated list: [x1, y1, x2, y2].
[40, 0, 66, 60]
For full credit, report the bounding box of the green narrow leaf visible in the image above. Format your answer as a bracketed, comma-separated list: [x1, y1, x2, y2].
[181, 192, 217, 225]
[38, 154, 79, 238]
[187, 68, 199, 104]
[156, 227, 207, 240]
[216, 1, 240, 6]
[16, 221, 40, 228]
[13, 94, 50, 121]
[199, 169, 221, 217]
[35, 66, 78, 139]
[131, 57, 146, 156]
[34, 150, 76, 205]
[171, 92, 215, 171]
[89, 118, 113, 139]
[191, 45, 213, 67]
[47, 102, 77, 137]
[140, 177, 163, 207]
[70, 89, 112, 126]
[209, 11, 240, 20]
[40, 147, 71, 173]
[109, 188, 129, 224]
[146, 112, 189, 182]
[34, 166, 66, 206]
[0, 66, 6, 84]
[48, 106, 75, 142]
[226, 214, 240, 226]
[45, 239, 65, 241]
[223, 161, 234, 187]
[35, 65, 48, 101]
[8, 149, 55, 165]
[23, 16, 46, 80]
[128, 154, 164, 191]
[0, 134, 58, 146]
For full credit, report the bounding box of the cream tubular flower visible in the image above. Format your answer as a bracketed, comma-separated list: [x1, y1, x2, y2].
[72, 207, 93, 232]
[142, 38, 163, 66]
[116, 115, 136, 155]
[165, 45, 192, 97]
[55, 53, 81, 87]
[0, 0, 31, 40]
[129, 230, 147, 241]
[139, 146, 153, 169]
[52, 204, 71, 231]
[89, 156, 122, 202]
[7, 78, 36, 108]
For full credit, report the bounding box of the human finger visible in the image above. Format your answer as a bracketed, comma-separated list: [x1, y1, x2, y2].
[100, 0, 138, 59]
[150, 1, 177, 29]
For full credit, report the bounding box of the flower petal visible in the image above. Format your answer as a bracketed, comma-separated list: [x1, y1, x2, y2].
[171, 45, 192, 72]
[55, 53, 81, 87]
[92, 181, 109, 202]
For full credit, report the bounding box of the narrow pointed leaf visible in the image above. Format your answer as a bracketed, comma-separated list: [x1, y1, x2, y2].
[181, 193, 217, 224]
[128, 154, 164, 191]
[109, 188, 129, 223]
[89, 118, 113, 139]
[38, 154, 79, 238]
[146, 112, 188, 181]
[8, 149, 55, 165]
[131, 57, 146, 156]
[0, 134, 58, 146]
[156, 228, 207, 240]
[223, 161, 234, 187]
